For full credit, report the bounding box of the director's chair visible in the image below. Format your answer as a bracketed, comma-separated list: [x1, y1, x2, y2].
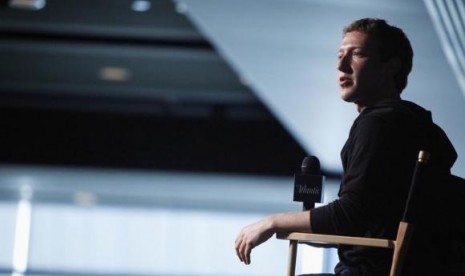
[277, 150, 429, 276]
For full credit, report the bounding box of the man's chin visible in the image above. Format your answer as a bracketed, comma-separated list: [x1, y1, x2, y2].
[340, 90, 356, 103]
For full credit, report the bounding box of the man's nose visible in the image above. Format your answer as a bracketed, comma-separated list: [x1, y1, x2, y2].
[337, 55, 351, 73]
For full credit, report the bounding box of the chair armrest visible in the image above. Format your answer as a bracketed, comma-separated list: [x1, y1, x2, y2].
[276, 232, 395, 248]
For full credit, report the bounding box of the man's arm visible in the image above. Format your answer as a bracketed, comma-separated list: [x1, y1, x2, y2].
[234, 211, 311, 265]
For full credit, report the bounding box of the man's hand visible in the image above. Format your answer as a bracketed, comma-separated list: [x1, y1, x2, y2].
[234, 211, 311, 265]
[234, 217, 275, 265]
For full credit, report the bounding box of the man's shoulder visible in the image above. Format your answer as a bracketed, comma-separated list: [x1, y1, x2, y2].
[363, 99, 421, 115]
[359, 99, 430, 126]
[350, 100, 430, 144]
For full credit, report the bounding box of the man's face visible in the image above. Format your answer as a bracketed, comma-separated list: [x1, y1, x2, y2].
[337, 31, 388, 108]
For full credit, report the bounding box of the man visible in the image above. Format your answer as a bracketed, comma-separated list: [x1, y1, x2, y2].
[234, 18, 457, 275]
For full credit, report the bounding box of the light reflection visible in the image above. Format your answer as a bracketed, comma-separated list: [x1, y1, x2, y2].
[131, 0, 151, 12]
[12, 199, 32, 275]
[9, 0, 46, 10]
[99, 66, 131, 82]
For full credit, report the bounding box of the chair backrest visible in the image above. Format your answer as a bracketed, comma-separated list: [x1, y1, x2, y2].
[401, 153, 465, 274]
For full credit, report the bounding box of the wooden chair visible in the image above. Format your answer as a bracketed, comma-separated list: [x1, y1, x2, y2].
[276, 150, 430, 276]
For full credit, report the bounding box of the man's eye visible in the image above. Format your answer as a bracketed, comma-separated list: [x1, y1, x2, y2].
[352, 51, 364, 57]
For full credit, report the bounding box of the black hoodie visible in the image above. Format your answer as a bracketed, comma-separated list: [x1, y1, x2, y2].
[310, 99, 457, 275]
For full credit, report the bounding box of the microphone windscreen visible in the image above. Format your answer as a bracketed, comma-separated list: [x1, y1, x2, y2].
[301, 156, 320, 174]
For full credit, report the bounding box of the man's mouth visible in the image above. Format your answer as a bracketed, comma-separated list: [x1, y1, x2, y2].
[339, 76, 353, 87]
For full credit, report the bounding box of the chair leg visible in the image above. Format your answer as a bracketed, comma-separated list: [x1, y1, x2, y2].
[390, 222, 413, 276]
[287, 240, 298, 276]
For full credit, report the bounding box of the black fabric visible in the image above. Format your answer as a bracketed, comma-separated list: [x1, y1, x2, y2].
[310, 99, 458, 276]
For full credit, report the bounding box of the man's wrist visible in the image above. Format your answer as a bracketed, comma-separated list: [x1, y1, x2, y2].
[265, 214, 279, 232]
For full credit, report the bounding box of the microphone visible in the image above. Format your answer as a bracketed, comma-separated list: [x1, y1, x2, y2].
[293, 156, 324, 210]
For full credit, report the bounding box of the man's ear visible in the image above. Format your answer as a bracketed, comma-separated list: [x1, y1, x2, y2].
[385, 57, 402, 77]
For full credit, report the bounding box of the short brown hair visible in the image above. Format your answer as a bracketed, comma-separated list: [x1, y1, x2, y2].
[343, 18, 413, 94]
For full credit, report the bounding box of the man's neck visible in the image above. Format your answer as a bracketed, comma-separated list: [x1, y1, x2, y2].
[356, 94, 401, 113]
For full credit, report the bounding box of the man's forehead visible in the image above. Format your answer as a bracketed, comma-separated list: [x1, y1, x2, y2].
[339, 31, 375, 50]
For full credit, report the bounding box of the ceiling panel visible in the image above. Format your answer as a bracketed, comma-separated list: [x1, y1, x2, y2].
[0, 38, 253, 109]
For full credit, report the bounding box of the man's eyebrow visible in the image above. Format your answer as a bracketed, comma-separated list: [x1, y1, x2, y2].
[339, 46, 362, 52]
[338, 47, 350, 53]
